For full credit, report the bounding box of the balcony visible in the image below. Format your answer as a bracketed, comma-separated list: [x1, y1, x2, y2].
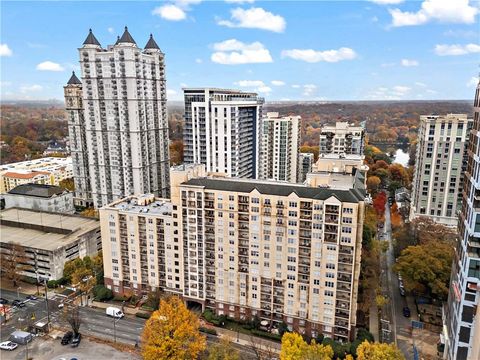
[325, 215, 339, 223]
[335, 310, 349, 319]
[238, 205, 249, 213]
[325, 205, 340, 215]
[338, 274, 352, 283]
[338, 255, 353, 264]
[338, 264, 352, 273]
[299, 239, 311, 248]
[238, 266, 249, 273]
[337, 283, 351, 292]
[324, 234, 338, 243]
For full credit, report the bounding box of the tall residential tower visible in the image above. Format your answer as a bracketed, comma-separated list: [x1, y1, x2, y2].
[65, 28, 170, 208]
[258, 112, 301, 183]
[319, 122, 364, 156]
[410, 114, 471, 226]
[183, 88, 264, 178]
[443, 82, 480, 360]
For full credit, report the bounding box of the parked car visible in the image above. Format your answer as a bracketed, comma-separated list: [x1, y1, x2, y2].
[0, 298, 8, 304]
[71, 333, 82, 348]
[399, 287, 406, 296]
[106, 306, 124, 318]
[403, 306, 411, 317]
[26, 295, 37, 301]
[11, 300, 25, 308]
[58, 303, 64, 309]
[0, 341, 18, 351]
[61, 331, 73, 345]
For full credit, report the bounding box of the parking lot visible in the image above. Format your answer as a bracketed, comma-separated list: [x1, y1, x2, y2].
[1, 335, 140, 360]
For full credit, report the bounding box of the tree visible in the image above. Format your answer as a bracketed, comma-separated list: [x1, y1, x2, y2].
[372, 192, 387, 220]
[59, 178, 75, 191]
[0, 242, 29, 287]
[64, 305, 82, 336]
[280, 332, 333, 360]
[300, 145, 319, 161]
[366, 176, 381, 193]
[356, 341, 405, 360]
[80, 207, 99, 218]
[141, 296, 206, 360]
[71, 266, 96, 305]
[248, 334, 279, 360]
[145, 289, 163, 311]
[393, 241, 454, 299]
[207, 338, 240, 360]
[170, 140, 184, 165]
[411, 217, 456, 245]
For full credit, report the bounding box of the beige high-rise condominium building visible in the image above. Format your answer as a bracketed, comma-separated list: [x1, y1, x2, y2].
[410, 114, 472, 226]
[101, 164, 365, 341]
[183, 88, 264, 178]
[319, 122, 364, 155]
[298, 153, 314, 183]
[65, 28, 170, 208]
[259, 112, 301, 183]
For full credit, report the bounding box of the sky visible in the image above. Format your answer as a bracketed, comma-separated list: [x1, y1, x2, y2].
[1, 0, 479, 102]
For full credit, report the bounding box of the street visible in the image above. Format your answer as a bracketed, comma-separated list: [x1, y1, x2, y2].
[383, 197, 417, 358]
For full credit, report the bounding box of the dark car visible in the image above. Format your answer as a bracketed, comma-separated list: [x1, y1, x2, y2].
[26, 295, 37, 301]
[71, 333, 81, 348]
[399, 287, 406, 296]
[0, 298, 8, 305]
[403, 306, 411, 317]
[61, 331, 73, 345]
[11, 300, 25, 308]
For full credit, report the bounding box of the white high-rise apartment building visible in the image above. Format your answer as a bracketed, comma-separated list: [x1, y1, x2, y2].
[65, 28, 170, 208]
[443, 81, 480, 360]
[298, 153, 314, 183]
[183, 88, 264, 178]
[101, 164, 366, 342]
[319, 122, 364, 155]
[410, 114, 471, 226]
[259, 112, 301, 183]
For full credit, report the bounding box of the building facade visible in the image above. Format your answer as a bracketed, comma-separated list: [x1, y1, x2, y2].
[0, 157, 73, 193]
[443, 83, 480, 360]
[319, 122, 364, 156]
[410, 114, 472, 226]
[101, 164, 365, 341]
[298, 153, 314, 183]
[0, 208, 101, 280]
[259, 112, 301, 183]
[183, 88, 264, 178]
[2, 184, 74, 214]
[312, 154, 367, 175]
[66, 28, 170, 208]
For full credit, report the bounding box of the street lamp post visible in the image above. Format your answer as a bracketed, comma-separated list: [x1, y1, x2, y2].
[113, 316, 121, 343]
[42, 278, 50, 328]
[16, 287, 21, 300]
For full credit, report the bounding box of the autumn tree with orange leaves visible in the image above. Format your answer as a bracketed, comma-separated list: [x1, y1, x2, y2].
[141, 296, 206, 360]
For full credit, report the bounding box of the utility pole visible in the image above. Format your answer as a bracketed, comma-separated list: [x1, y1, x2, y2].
[113, 315, 121, 343]
[43, 278, 50, 329]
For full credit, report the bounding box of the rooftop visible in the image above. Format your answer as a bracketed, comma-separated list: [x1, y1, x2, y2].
[104, 195, 172, 215]
[0, 208, 99, 251]
[182, 175, 365, 203]
[8, 184, 67, 198]
[0, 157, 72, 172]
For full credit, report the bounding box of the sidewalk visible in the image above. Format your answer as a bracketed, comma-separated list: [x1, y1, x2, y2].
[369, 288, 379, 342]
[215, 326, 281, 353]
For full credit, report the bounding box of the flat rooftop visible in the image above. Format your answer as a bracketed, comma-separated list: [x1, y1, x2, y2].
[317, 154, 364, 161]
[106, 196, 172, 215]
[0, 208, 99, 251]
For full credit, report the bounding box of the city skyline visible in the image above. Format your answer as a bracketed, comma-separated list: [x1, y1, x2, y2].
[1, 0, 479, 102]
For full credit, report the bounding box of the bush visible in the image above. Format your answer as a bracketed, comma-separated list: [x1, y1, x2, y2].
[47, 280, 58, 289]
[202, 309, 226, 327]
[251, 329, 281, 341]
[113, 294, 131, 302]
[136, 312, 151, 319]
[199, 326, 217, 335]
[93, 285, 113, 301]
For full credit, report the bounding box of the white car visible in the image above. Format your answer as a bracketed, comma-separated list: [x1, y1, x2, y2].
[0, 341, 18, 351]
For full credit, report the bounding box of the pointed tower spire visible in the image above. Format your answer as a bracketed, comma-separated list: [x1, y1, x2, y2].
[83, 28, 101, 46]
[67, 71, 82, 85]
[115, 35, 120, 45]
[118, 26, 136, 45]
[144, 34, 160, 50]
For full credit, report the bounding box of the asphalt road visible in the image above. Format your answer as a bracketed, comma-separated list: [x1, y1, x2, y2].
[384, 199, 416, 358]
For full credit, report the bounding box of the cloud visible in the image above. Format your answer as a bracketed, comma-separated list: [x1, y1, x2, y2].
[281, 47, 357, 63]
[434, 43, 480, 56]
[167, 89, 177, 96]
[415, 82, 427, 87]
[234, 80, 272, 94]
[303, 84, 317, 97]
[152, 4, 186, 21]
[217, 7, 286, 33]
[381, 62, 396, 68]
[195, 58, 203, 63]
[107, 27, 115, 34]
[225, 0, 254, 3]
[367, 85, 413, 100]
[369, 0, 404, 4]
[467, 77, 479, 87]
[291, 84, 301, 89]
[0, 44, 12, 57]
[36, 61, 65, 72]
[211, 39, 273, 65]
[271, 80, 285, 86]
[401, 59, 419, 67]
[443, 29, 478, 38]
[389, 0, 478, 27]
[20, 84, 43, 93]
[0, 81, 12, 87]
[26, 42, 47, 49]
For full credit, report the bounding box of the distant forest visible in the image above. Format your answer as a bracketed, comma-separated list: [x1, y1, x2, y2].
[0, 100, 473, 164]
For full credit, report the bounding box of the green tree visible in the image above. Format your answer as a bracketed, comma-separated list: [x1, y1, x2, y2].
[393, 241, 454, 299]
